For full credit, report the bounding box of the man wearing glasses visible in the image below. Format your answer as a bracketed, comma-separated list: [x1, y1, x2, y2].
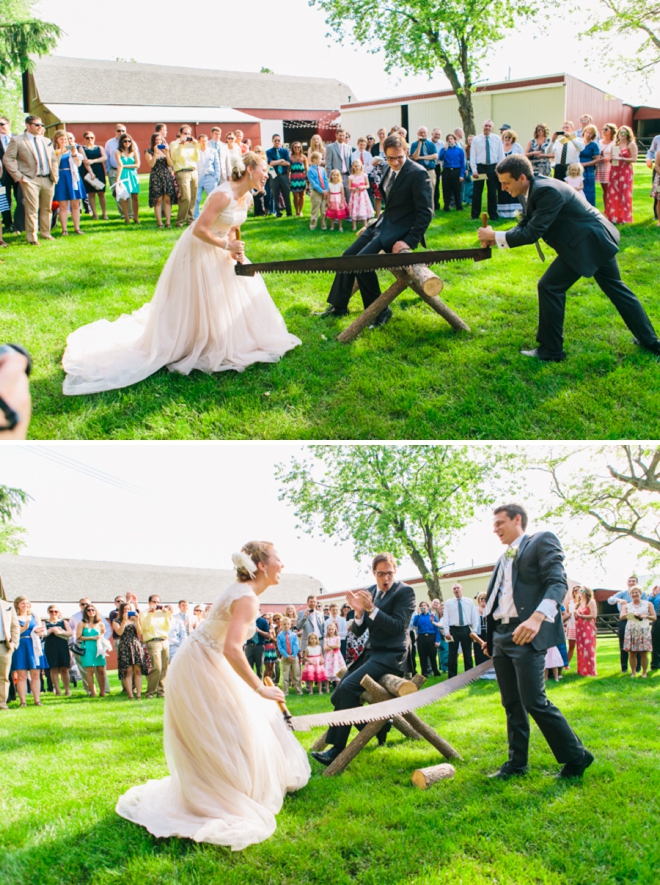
[311, 553, 416, 766]
[319, 133, 433, 328]
[105, 124, 140, 216]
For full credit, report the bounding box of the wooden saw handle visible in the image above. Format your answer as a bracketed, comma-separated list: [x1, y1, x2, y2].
[264, 676, 291, 720]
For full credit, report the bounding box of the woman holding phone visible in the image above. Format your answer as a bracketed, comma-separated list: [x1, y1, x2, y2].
[113, 601, 149, 699]
[146, 132, 177, 228]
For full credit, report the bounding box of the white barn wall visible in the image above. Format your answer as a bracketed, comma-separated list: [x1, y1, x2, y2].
[340, 105, 401, 137]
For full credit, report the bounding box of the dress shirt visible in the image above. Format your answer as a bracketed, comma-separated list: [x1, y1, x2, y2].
[140, 609, 173, 642]
[432, 138, 445, 168]
[307, 164, 329, 193]
[276, 630, 300, 657]
[266, 146, 291, 176]
[438, 145, 466, 177]
[105, 137, 140, 171]
[546, 135, 584, 166]
[607, 589, 650, 611]
[170, 139, 200, 172]
[412, 612, 437, 634]
[469, 133, 504, 174]
[1, 133, 11, 149]
[210, 140, 232, 182]
[169, 611, 197, 646]
[646, 135, 660, 162]
[351, 149, 373, 174]
[196, 147, 221, 180]
[488, 534, 558, 622]
[29, 132, 50, 175]
[441, 596, 479, 633]
[494, 186, 532, 250]
[410, 139, 438, 170]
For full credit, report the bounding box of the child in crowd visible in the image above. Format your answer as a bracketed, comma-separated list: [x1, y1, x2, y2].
[326, 169, 348, 232]
[565, 163, 588, 203]
[263, 613, 278, 682]
[545, 645, 564, 682]
[652, 151, 660, 227]
[307, 151, 329, 231]
[276, 617, 303, 695]
[322, 622, 346, 688]
[348, 160, 374, 231]
[302, 632, 327, 694]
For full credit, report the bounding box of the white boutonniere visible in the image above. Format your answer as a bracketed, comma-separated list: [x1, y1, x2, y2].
[505, 547, 518, 561]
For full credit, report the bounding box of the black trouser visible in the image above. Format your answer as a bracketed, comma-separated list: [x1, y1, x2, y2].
[406, 629, 417, 674]
[271, 174, 292, 216]
[471, 163, 498, 219]
[245, 642, 264, 678]
[326, 654, 401, 750]
[442, 167, 463, 211]
[536, 254, 660, 358]
[651, 617, 660, 670]
[554, 164, 567, 182]
[447, 625, 473, 678]
[433, 166, 441, 210]
[328, 229, 383, 311]
[493, 622, 586, 768]
[417, 633, 439, 676]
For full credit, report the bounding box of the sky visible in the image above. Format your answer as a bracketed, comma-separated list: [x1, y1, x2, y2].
[0, 443, 654, 593]
[37, 0, 660, 107]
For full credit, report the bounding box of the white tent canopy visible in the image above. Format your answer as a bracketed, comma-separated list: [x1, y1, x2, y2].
[44, 104, 262, 124]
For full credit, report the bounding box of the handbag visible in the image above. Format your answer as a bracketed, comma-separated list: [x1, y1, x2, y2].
[71, 639, 85, 657]
[114, 178, 130, 202]
[84, 172, 105, 191]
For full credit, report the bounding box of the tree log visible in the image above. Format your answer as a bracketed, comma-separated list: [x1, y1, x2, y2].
[359, 680, 422, 740]
[379, 674, 418, 696]
[310, 730, 329, 751]
[401, 712, 462, 760]
[390, 265, 471, 332]
[323, 718, 386, 777]
[411, 763, 456, 789]
[336, 277, 410, 343]
[411, 674, 427, 689]
[392, 261, 443, 297]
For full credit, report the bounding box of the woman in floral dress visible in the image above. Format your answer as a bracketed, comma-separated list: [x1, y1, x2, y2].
[606, 126, 637, 224]
[146, 133, 178, 228]
[621, 585, 656, 678]
[113, 602, 149, 698]
[575, 586, 598, 676]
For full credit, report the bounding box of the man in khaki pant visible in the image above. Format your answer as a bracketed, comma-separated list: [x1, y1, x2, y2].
[3, 115, 58, 245]
[0, 578, 20, 709]
[140, 594, 172, 698]
[170, 125, 200, 227]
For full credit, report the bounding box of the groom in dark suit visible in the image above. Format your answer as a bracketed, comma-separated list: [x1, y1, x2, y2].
[484, 503, 594, 780]
[311, 553, 416, 765]
[478, 154, 660, 361]
[318, 133, 433, 329]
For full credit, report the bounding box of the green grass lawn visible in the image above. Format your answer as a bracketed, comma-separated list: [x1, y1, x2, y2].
[2, 170, 659, 439]
[1, 636, 659, 885]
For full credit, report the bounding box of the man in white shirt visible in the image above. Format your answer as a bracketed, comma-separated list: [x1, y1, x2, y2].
[209, 127, 232, 183]
[469, 119, 504, 221]
[431, 127, 445, 209]
[441, 583, 479, 677]
[193, 134, 221, 219]
[546, 122, 584, 182]
[169, 599, 198, 659]
[325, 128, 353, 200]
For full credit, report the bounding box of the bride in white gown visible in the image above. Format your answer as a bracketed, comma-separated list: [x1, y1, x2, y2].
[62, 154, 301, 395]
[115, 541, 311, 850]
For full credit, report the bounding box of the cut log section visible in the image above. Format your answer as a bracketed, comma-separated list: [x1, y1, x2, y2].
[411, 763, 456, 789]
[360, 676, 422, 741]
[379, 674, 417, 696]
[411, 674, 427, 689]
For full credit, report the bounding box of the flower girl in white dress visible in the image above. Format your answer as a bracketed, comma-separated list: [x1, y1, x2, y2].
[62, 154, 301, 395]
[115, 541, 310, 850]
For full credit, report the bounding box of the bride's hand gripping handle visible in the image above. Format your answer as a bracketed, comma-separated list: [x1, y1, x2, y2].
[264, 676, 294, 730]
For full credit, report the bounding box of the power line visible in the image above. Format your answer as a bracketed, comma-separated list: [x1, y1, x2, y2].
[19, 446, 153, 498]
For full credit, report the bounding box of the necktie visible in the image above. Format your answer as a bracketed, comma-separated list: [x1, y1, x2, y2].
[183, 617, 189, 635]
[458, 598, 464, 626]
[485, 136, 491, 165]
[385, 170, 395, 197]
[560, 141, 568, 165]
[285, 632, 292, 655]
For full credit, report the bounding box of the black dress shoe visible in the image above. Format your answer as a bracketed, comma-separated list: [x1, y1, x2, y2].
[556, 749, 594, 779]
[311, 747, 342, 766]
[377, 719, 393, 746]
[520, 347, 566, 362]
[487, 762, 529, 780]
[633, 338, 660, 356]
[316, 306, 349, 318]
[369, 307, 393, 330]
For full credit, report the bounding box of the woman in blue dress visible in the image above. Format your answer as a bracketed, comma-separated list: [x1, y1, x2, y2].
[75, 603, 108, 697]
[11, 596, 47, 706]
[53, 129, 86, 235]
[579, 125, 600, 207]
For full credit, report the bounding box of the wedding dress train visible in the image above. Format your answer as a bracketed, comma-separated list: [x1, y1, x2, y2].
[62, 183, 301, 395]
[115, 583, 310, 850]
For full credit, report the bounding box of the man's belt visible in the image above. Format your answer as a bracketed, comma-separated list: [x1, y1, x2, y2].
[147, 637, 165, 642]
[176, 168, 195, 173]
[235, 247, 491, 277]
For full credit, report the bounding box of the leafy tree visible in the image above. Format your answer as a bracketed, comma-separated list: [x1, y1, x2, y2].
[0, 483, 30, 554]
[309, 0, 542, 135]
[534, 445, 660, 569]
[0, 0, 61, 127]
[277, 445, 510, 599]
[582, 0, 660, 85]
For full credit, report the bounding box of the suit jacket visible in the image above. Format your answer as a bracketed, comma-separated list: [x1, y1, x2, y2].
[485, 532, 568, 655]
[325, 141, 353, 179]
[505, 175, 619, 277]
[3, 133, 59, 184]
[371, 158, 433, 251]
[296, 608, 326, 650]
[351, 580, 416, 671]
[0, 601, 21, 652]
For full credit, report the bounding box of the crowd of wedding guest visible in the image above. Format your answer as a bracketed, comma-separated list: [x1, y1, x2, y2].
[1, 111, 659, 248]
[3, 579, 658, 709]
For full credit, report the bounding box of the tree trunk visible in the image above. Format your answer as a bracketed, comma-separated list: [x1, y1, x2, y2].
[411, 763, 456, 789]
[379, 673, 417, 696]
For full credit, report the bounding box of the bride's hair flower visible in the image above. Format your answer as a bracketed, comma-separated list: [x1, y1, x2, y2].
[232, 551, 256, 576]
[231, 155, 246, 176]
